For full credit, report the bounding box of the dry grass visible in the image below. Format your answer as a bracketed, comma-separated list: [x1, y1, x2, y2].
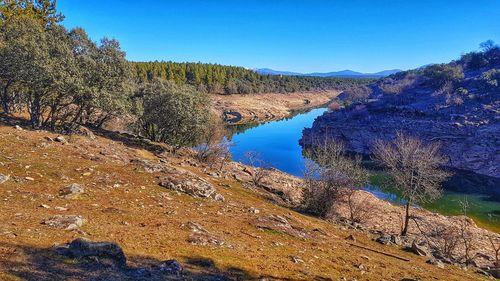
[0, 124, 488, 280]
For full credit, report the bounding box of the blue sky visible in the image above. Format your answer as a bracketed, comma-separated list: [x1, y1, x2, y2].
[58, 1, 500, 73]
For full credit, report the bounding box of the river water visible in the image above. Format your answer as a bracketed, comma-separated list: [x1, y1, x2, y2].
[227, 107, 500, 232]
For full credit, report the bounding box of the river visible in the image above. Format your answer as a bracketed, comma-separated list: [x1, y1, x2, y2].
[227, 107, 500, 232]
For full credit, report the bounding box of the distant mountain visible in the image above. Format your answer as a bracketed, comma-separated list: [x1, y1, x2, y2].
[254, 68, 403, 78]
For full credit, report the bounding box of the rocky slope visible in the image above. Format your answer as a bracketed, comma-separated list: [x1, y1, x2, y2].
[301, 49, 500, 182]
[0, 122, 496, 280]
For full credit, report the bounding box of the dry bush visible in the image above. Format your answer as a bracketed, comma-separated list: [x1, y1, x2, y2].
[303, 138, 369, 221]
[195, 119, 233, 171]
[413, 218, 460, 261]
[244, 151, 270, 187]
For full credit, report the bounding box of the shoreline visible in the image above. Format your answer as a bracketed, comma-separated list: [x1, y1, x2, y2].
[213, 90, 339, 125]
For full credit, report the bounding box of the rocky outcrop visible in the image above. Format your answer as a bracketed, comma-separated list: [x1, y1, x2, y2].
[301, 111, 500, 179]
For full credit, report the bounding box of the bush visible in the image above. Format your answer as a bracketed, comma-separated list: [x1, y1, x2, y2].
[423, 64, 464, 87]
[137, 79, 211, 147]
[303, 139, 369, 221]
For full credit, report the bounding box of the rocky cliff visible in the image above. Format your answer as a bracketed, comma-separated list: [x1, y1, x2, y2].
[301, 47, 500, 180]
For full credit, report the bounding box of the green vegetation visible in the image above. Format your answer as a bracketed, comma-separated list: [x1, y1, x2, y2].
[131, 61, 373, 95]
[134, 79, 211, 147]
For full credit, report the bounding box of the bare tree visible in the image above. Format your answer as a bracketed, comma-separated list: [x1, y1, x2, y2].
[488, 235, 500, 268]
[303, 138, 369, 221]
[373, 132, 450, 236]
[244, 151, 270, 187]
[457, 197, 477, 266]
[195, 119, 233, 171]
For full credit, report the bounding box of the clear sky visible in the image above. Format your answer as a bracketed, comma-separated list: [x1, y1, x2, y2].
[58, 0, 500, 73]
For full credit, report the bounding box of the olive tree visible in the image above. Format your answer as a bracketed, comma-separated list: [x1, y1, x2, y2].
[373, 132, 450, 236]
[137, 79, 211, 147]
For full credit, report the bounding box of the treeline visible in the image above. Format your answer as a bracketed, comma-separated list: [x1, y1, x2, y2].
[131, 61, 373, 95]
[0, 0, 131, 129]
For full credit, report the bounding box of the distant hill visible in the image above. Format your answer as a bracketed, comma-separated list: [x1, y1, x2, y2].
[254, 68, 403, 78]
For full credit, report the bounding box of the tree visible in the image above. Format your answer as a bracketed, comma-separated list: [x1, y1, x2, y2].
[136, 79, 211, 147]
[480, 40, 496, 52]
[373, 132, 450, 236]
[0, 0, 64, 28]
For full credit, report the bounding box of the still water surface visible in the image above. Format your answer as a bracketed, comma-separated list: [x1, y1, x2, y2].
[227, 107, 500, 232]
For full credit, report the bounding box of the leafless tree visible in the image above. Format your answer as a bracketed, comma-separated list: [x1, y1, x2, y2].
[244, 151, 270, 187]
[303, 138, 369, 221]
[195, 119, 233, 171]
[457, 197, 477, 266]
[373, 132, 450, 236]
[488, 235, 500, 268]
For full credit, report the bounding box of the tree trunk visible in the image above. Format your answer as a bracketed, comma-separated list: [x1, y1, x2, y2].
[401, 201, 411, 236]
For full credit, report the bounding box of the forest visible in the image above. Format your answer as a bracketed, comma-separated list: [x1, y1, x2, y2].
[131, 61, 372, 95]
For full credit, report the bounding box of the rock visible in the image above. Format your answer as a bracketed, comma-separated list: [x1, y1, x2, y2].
[0, 174, 9, 184]
[55, 238, 126, 267]
[375, 234, 392, 245]
[427, 258, 445, 269]
[14, 125, 23, 130]
[410, 240, 430, 257]
[187, 232, 224, 246]
[59, 183, 84, 199]
[76, 126, 95, 140]
[39, 204, 51, 209]
[254, 215, 307, 238]
[345, 234, 356, 241]
[248, 207, 260, 214]
[159, 173, 224, 201]
[291, 256, 304, 263]
[42, 215, 84, 230]
[54, 135, 68, 144]
[157, 259, 183, 275]
[486, 268, 500, 278]
[24, 177, 35, 181]
[391, 234, 402, 245]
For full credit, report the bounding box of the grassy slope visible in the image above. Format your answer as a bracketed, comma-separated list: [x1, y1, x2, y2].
[0, 125, 487, 281]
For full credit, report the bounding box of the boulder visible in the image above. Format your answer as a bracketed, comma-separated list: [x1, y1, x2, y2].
[56, 238, 126, 267]
[410, 240, 430, 257]
[159, 173, 224, 201]
[59, 183, 84, 199]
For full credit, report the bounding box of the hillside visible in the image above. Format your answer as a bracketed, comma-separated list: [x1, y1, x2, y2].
[301, 44, 500, 180]
[0, 122, 494, 281]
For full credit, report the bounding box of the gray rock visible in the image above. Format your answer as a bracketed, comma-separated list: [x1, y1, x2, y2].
[410, 240, 430, 257]
[427, 258, 445, 269]
[42, 215, 84, 230]
[159, 174, 224, 201]
[157, 259, 183, 275]
[54, 135, 68, 144]
[375, 234, 392, 245]
[0, 174, 10, 184]
[59, 183, 84, 199]
[248, 207, 260, 214]
[56, 238, 126, 267]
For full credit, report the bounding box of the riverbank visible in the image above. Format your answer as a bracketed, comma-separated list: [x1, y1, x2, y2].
[213, 90, 339, 125]
[0, 122, 492, 280]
